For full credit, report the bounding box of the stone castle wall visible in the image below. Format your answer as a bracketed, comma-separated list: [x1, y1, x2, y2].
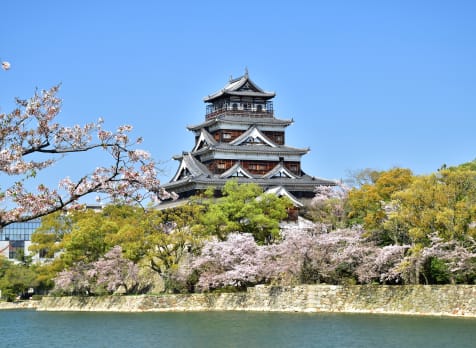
[37, 285, 476, 317]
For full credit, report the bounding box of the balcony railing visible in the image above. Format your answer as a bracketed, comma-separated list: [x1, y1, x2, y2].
[206, 101, 274, 120]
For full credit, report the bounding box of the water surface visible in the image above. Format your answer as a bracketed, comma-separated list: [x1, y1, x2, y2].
[1, 310, 475, 347]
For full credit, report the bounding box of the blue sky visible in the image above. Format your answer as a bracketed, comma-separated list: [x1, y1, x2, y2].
[1, 0, 476, 192]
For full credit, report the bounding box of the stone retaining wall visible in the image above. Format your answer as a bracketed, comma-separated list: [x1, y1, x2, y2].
[0, 301, 39, 310]
[37, 285, 476, 317]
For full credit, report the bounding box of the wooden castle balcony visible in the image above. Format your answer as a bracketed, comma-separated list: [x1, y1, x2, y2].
[206, 102, 274, 120]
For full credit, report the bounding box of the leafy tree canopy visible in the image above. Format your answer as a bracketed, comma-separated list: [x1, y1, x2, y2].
[196, 181, 292, 243]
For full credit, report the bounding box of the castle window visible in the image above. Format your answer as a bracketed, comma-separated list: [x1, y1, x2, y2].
[289, 164, 299, 173]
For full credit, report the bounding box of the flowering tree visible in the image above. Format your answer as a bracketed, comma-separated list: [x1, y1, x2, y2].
[53, 261, 92, 295]
[270, 226, 376, 285]
[419, 233, 476, 284]
[355, 244, 409, 284]
[191, 233, 265, 291]
[189, 226, 383, 290]
[1, 86, 172, 228]
[185, 222, 476, 290]
[88, 246, 139, 294]
[53, 246, 138, 295]
[306, 183, 349, 230]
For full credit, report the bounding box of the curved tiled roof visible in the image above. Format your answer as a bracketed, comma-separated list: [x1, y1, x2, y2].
[192, 129, 218, 152]
[163, 174, 336, 194]
[203, 73, 275, 102]
[170, 153, 212, 182]
[187, 115, 293, 131]
[191, 143, 309, 156]
[264, 186, 303, 207]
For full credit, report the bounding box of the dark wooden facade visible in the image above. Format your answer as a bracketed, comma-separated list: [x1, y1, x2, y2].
[163, 72, 336, 204]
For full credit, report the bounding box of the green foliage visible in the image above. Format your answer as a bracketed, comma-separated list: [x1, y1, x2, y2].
[0, 257, 38, 301]
[346, 168, 381, 187]
[22, 160, 476, 292]
[346, 165, 476, 248]
[346, 168, 413, 233]
[443, 158, 476, 172]
[29, 211, 72, 258]
[146, 204, 205, 279]
[197, 181, 292, 243]
[30, 203, 207, 293]
[424, 258, 451, 284]
[391, 168, 476, 245]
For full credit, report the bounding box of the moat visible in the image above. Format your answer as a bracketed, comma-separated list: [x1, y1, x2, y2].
[2, 310, 475, 348]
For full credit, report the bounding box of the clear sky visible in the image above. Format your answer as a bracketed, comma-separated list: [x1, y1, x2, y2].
[1, 0, 476, 191]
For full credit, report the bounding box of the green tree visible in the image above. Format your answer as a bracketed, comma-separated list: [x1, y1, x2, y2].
[197, 181, 292, 243]
[346, 168, 414, 244]
[390, 168, 476, 245]
[29, 211, 73, 259]
[30, 204, 207, 292]
[61, 211, 113, 264]
[0, 258, 38, 301]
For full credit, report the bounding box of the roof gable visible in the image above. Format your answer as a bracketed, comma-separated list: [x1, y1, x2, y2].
[192, 129, 217, 152]
[264, 186, 304, 207]
[219, 163, 254, 179]
[262, 163, 299, 179]
[229, 126, 277, 147]
[228, 75, 263, 94]
[204, 71, 275, 102]
[171, 153, 211, 182]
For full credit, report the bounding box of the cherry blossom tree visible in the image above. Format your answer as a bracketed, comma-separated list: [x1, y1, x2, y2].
[185, 223, 476, 290]
[270, 225, 374, 284]
[189, 226, 382, 290]
[306, 183, 349, 230]
[53, 261, 92, 295]
[419, 233, 476, 284]
[191, 233, 266, 291]
[355, 244, 409, 284]
[1, 86, 173, 228]
[88, 246, 139, 294]
[53, 245, 138, 295]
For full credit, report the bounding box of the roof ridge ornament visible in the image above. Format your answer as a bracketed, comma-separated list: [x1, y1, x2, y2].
[244, 67, 249, 78]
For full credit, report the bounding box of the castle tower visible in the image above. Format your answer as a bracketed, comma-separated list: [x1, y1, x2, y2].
[163, 72, 335, 205]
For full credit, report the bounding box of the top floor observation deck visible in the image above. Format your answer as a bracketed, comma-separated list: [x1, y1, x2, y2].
[205, 101, 274, 120]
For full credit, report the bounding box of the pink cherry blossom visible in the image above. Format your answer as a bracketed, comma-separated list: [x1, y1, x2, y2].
[1, 86, 170, 228]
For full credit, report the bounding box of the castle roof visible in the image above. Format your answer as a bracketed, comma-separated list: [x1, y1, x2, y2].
[164, 152, 336, 195]
[204, 71, 276, 102]
[164, 72, 336, 203]
[187, 115, 293, 132]
[264, 186, 303, 207]
[190, 143, 309, 157]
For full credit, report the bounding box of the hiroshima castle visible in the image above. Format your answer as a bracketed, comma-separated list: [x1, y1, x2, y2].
[163, 70, 334, 206]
